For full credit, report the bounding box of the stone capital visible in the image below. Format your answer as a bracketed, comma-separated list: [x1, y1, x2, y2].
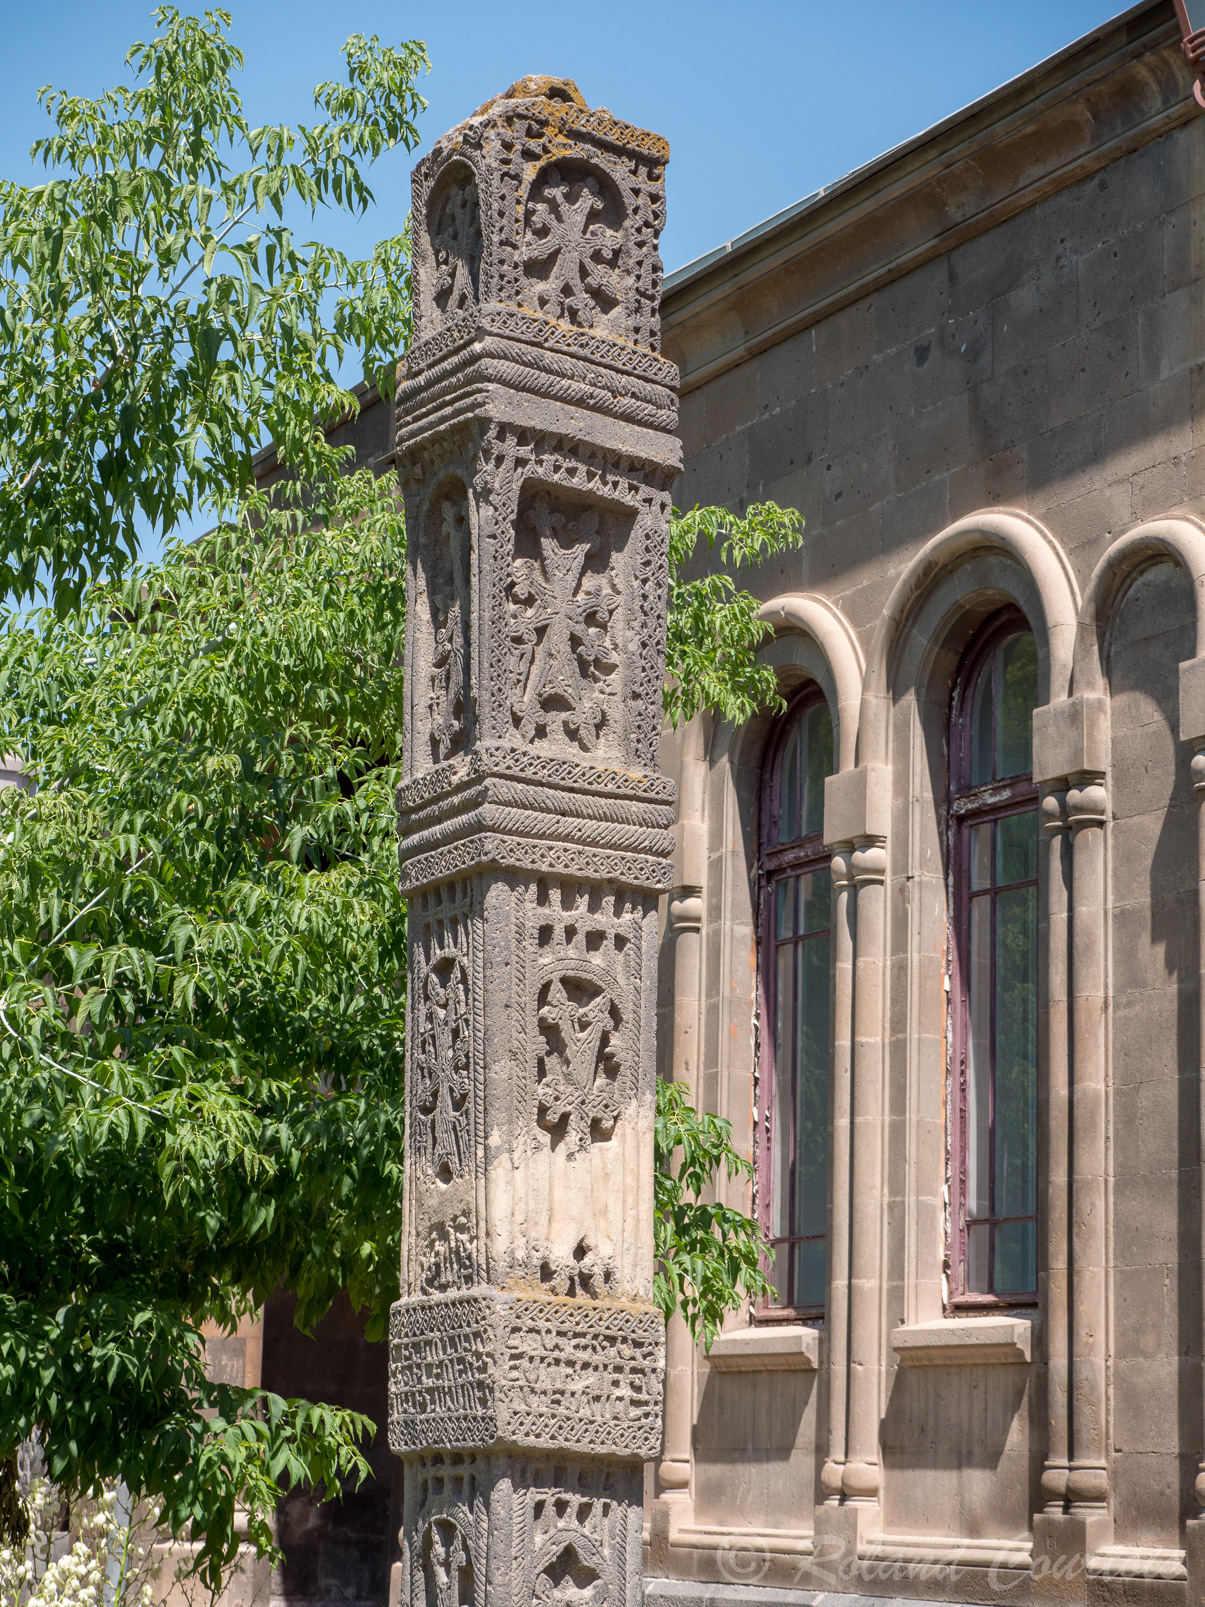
[1032, 696, 1109, 787]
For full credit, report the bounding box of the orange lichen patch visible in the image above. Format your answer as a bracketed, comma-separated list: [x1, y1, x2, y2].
[502, 75, 587, 107]
[470, 75, 586, 121]
[464, 76, 670, 169]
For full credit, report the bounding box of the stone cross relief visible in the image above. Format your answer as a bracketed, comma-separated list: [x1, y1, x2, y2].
[508, 494, 620, 752]
[521, 166, 623, 329]
[414, 939, 471, 1182]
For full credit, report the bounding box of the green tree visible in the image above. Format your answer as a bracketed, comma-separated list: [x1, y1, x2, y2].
[0, 6, 427, 614]
[0, 471, 408, 1586]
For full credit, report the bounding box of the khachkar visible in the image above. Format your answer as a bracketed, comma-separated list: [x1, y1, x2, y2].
[387, 77, 680, 1607]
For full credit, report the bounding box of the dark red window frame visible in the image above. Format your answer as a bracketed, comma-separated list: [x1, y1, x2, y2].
[948, 609, 1040, 1308]
[757, 684, 833, 1318]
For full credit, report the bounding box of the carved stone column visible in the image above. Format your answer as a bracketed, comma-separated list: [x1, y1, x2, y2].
[1039, 786, 1071, 1518]
[818, 846, 855, 1510]
[1032, 702, 1111, 1601]
[840, 834, 888, 1531]
[1185, 748, 1205, 1607]
[386, 78, 680, 1607]
[657, 886, 703, 1506]
[1065, 774, 1110, 1530]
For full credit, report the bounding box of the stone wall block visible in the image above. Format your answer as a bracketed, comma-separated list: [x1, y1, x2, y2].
[1046, 314, 1139, 432]
[813, 297, 878, 388]
[1027, 411, 1108, 508]
[389, 77, 676, 1607]
[1078, 218, 1163, 332]
[873, 255, 950, 352]
[994, 261, 1081, 372]
[911, 306, 993, 412]
[967, 358, 1050, 460]
[756, 326, 813, 416]
[948, 206, 1040, 319]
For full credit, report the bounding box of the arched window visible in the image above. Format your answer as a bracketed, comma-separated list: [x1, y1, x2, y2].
[950, 614, 1039, 1304]
[759, 688, 835, 1313]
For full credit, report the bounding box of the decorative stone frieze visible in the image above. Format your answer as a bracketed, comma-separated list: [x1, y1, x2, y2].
[389, 76, 677, 1607]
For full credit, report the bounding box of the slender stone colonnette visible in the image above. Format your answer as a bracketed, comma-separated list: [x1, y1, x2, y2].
[387, 77, 680, 1607]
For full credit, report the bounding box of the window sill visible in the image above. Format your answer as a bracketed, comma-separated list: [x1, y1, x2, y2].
[707, 1324, 820, 1372]
[891, 1315, 1033, 1367]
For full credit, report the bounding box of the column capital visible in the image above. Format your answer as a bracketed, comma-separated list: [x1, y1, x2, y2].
[668, 885, 703, 933]
[851, 836, 887, 886]
[829, 846, 855, 889]
[1066, 775, 1107, 830]
[1041, 785, 1069, 834]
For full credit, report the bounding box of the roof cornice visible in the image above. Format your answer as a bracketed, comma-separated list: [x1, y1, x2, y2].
[661, 0, 1190, 393]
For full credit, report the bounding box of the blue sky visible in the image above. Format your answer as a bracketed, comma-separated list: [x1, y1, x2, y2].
[0, 0, 1131, 563]
[1, 0, 1132, 278]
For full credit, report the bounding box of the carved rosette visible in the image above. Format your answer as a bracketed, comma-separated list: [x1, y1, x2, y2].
[392, 76, 677, 1607]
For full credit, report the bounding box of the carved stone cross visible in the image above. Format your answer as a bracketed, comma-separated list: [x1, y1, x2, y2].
[388, 77, 679, 1607]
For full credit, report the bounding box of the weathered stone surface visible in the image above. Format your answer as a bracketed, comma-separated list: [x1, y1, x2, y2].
[389, 75, 676, 1607]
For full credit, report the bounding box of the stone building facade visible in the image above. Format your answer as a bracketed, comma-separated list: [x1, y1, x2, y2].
[648, 2, 1205, 1604]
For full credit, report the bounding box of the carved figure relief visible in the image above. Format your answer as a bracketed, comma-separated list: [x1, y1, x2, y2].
[535, 973, 624, 1150]
[420, 1212, 475, 1295]
[521, 165, 624, 331]
[508, 493, 621, 753]
[423, 1515, 475, 1607]
[413, 898, 473, 1182]
[429, 168, 482, 327]
[528, 882, 636, 1156]
[407, 1456, 483, 1607]
[427, 493, 472, 765]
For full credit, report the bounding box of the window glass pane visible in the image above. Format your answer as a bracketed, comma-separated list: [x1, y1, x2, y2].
[970, 822, 992, 890]
[966, 1221, 990, 1295]
[779, 722, 799, 843]
[995, 882, 1037, 1223]
[803, 701, 834, 838]
[967, 897, 991, 1221]
[997, 809, 1037, 886]
[794, 1237, 826, 1311]
[971, 654, 994, 786]
[794, 934, 830, 1242]
[800, 866, 831, 934]
[994, 1220, 1036, 1296]
[997, 632, 1037, 779]
[776, 877, 794, 939]
[773, 943, 793, 1245]
[769, 1242, 790, 1308]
